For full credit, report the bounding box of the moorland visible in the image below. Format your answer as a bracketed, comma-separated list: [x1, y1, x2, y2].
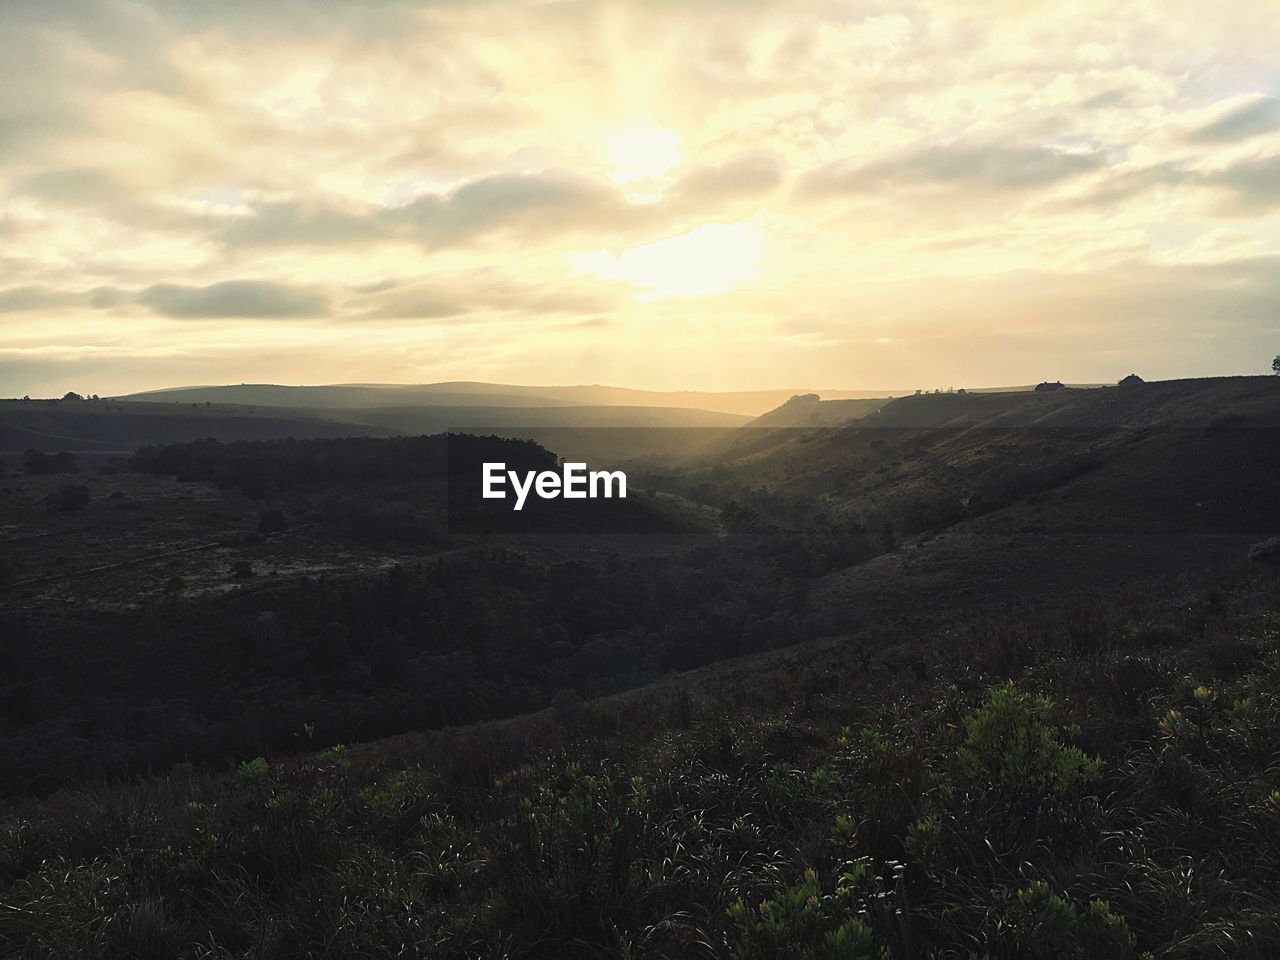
[2, 374, 1280, 958]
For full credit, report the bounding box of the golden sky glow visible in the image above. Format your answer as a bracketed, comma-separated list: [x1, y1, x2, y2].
[2, 0, 1279, 395]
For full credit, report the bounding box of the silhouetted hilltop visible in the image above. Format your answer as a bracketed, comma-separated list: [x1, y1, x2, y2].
[743, 393, 887, 429]
[119, 381, 909, 417]
[0, 397, 386, 453]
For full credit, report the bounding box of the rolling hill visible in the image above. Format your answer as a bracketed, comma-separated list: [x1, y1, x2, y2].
[119, 381, 904, 418]
[666, 375, 1280, 628]
[0, 395, 749, 463]
[0, 398, 388, 455]
[4, 376, 1280, 959]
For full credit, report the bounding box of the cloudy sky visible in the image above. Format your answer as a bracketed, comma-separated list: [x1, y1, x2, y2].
[2, 0, 1279, 396]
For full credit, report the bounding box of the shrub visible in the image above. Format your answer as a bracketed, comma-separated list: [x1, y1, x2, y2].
[238, 756, 269, 784]
[1003, 881, 1137, 959]
[727, 868, 885, 960]
[44, 484, 90, 512]
[955, 683, 1101, 800]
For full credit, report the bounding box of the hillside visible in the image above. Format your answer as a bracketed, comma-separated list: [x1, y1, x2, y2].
[0, 398, 387, 455]
[684, 377, 1279, 495]
[645, 376, 1280, 623]
[690, 393, 890, 464]
[4, 376, 1280, 958]
[739, 393, 888, 429]
[5, 512, 1279, 958]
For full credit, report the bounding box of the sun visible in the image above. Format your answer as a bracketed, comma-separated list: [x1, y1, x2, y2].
[571, 222, 765, 298]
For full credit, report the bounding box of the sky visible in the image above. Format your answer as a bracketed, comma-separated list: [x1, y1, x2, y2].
[1, 0, 1279, 396]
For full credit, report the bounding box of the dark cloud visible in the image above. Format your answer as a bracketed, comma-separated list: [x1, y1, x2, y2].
[357, 272, 618, 321]
[221, 171, 647, 251]
[217, 160, 787, 257]
[1068, 162, 1189, 209]
[138, 280, 329, 319]
[393, 171, 634, 246]
[223, 201, 387, 248]
[800, 142, 1106, 197]
[12, 166, 203, 234]
[1190, 98, 1280, 144]
[0, 285, 129, 313]
[1202, 155, 1280, 212]
[88, 286, 129, 309]
[14, 167, 129, 207]
[0, 286, 83, 313]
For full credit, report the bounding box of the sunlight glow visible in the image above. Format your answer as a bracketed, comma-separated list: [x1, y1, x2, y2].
[605, 126, 681, 185]
[571, 222, 765, 298]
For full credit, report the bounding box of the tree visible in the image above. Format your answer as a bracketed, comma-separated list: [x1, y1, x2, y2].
[1273, 355, 1280, 375]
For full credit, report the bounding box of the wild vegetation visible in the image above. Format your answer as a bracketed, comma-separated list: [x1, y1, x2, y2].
[3, 376, 1280, 955]
[3, 591, 1279, 957]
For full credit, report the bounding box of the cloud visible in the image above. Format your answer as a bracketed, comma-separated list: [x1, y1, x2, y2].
[1190, 98, 1280, 143]
[223, 201, 387, 248]
[0, 287, 84, 313]
[668, 153, 785, 207]
[0, 285, 126, 313]
[1069, 162, 1189, 209]
[138, 281, 330, 319]
[221, 171, 649, 251]
[356, 272, 619, 320]
[800, 142, 1107, 197]
[88, 287, 130, 309]
[1081, 89, 1129, 110]
[14, 167, 130, 207]
[392, 171, 637, 246]
[1203, 155, 1280, 212]
[3, 0, 1280, 395]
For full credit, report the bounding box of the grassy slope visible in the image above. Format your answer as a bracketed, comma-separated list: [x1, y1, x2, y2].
[4, 576, 1279, 957]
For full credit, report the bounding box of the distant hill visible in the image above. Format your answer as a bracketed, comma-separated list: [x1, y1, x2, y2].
[0, 396, 748, 464]
[119, 381, 907, 417]
[317, 404, 747, 432]
[741, 393, 888, 429]
[119, 384, 579, 409]
[0, 398, 386, 454]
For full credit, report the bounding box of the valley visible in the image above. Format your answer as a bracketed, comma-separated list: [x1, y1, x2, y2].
[2, 375, 1279, 958]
